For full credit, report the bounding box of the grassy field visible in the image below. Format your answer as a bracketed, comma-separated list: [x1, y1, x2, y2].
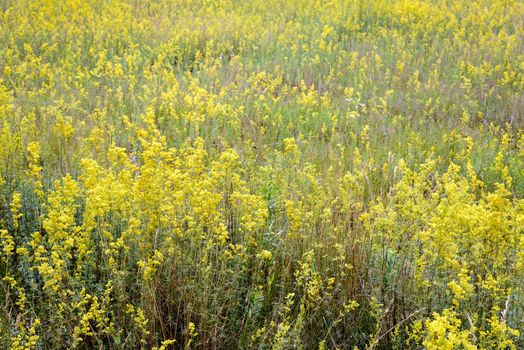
[0, 0, 523, 348]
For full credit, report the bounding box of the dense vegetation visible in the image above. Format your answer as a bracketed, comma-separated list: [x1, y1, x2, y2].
[1, 0, 523, 348]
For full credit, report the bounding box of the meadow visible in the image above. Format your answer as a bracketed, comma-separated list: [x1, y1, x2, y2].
[0, 0, 523, 348]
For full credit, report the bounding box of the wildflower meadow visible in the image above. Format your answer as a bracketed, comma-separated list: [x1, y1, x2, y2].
[0, 0, 523, 348]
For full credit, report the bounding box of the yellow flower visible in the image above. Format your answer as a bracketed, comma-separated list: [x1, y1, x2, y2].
[257, 249, 273, 261]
